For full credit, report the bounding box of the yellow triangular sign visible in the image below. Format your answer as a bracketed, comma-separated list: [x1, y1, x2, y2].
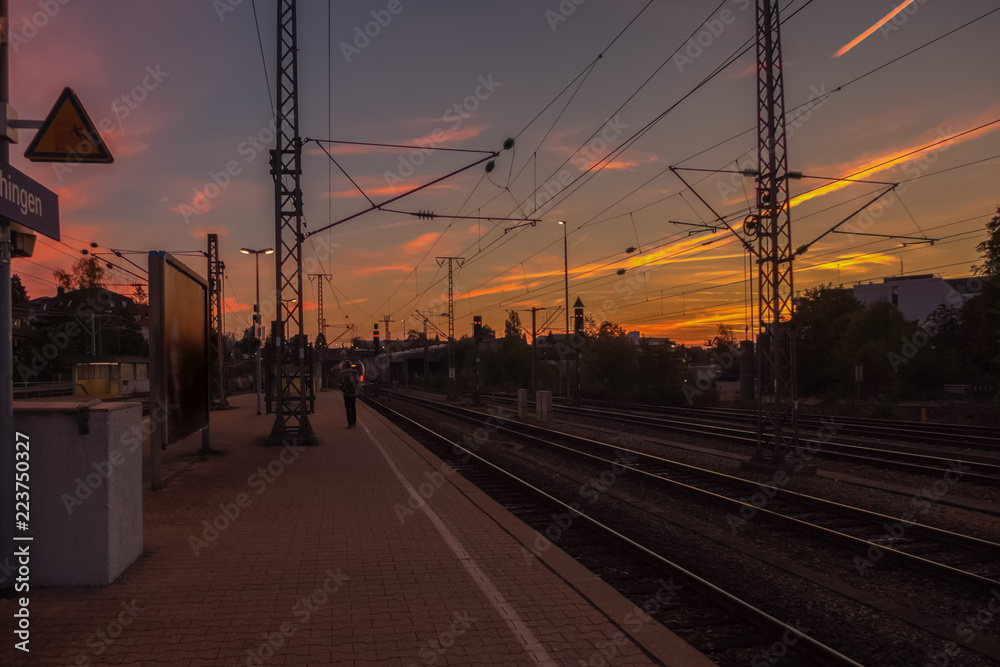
[24, 87, 113, 163]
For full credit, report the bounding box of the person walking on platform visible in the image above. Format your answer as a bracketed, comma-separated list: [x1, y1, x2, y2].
[341, 366, 362, 428]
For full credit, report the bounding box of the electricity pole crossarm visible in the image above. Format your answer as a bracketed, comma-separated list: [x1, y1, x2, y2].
[794, 186, 898, 256]
[538, 307, 563, 332]
[304, 154, 499, 238]
[668, 220, 724, 236]
[670, 167, 761, 258]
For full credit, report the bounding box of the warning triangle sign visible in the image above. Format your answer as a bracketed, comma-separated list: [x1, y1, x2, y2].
[24, 87, 114, 163]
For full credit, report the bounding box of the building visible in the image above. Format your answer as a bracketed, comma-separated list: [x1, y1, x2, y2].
[852, 274, 979, 323]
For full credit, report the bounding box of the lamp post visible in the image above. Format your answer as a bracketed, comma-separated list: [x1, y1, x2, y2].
[241, 247, 273, 415]
[558, 221, 569, 398]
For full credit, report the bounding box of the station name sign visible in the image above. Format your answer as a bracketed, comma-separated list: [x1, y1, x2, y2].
[0, 162, 60, 240]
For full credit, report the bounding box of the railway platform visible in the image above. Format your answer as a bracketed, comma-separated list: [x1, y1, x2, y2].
[5, 391, 712, 666]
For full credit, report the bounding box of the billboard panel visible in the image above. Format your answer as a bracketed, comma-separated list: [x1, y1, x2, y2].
[149, 251, 209, 449]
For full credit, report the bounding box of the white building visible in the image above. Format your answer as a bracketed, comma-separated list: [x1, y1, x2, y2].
[852, 275, 980, 323]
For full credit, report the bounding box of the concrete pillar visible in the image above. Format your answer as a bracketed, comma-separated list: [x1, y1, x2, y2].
[13, 400, 143, 585]
[517, 388, 527, 419]
[536, 390, 552, 422]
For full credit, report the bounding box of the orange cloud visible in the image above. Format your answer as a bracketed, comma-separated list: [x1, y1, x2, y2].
[328, 183, 458, 199]
[462, 281, 523, 300]
[355, 264, 413, 277]
[790, 114, 1000, 208]
[191, 226, 229, 239]
[665, 303, 748, 333]
[408, 125, 487, 146]
[579, 157, 655, 171]
[400, 233, 437, 254]
[834, 1, 917, 57]
[801, 253, 896, 272]
[173, 190, 212, 216]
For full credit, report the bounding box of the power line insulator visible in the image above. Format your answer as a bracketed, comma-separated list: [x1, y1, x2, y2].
[417, 210, 436, 220]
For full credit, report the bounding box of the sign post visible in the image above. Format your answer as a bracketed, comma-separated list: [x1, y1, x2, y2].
[1, 0, 109, 598]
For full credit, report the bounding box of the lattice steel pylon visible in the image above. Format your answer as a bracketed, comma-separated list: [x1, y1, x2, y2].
[207, 233, 228, 409]
[309, 273, 334, 337]
[752, 0, 798, 465]
[436, 257, 464, 390]
[269, 0, 314, 445]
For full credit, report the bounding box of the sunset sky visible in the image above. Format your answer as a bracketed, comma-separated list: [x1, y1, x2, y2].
[9, 0, 1000, 345]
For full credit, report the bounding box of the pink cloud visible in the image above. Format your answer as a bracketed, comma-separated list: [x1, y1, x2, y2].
[328, 183, 458, 199]
[400, 232, 437, 254]
[191, 225, 230, 239]
[355, 264, 413, 277]
[408, 125, 488, 147]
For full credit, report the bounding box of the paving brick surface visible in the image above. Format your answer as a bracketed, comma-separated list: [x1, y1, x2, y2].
[4, 391, 708, 666]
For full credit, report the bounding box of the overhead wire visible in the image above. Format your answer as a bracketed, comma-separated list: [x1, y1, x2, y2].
[456, 4, 997, 322]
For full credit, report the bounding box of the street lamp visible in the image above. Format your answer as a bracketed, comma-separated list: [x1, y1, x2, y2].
[240, 247, 273, 415]
[558, 221, 569, 398]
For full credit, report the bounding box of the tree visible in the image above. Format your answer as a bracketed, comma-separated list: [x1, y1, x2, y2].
[791, 285, 862, 396]
[584, 320, 636, 399]
[11, 274, 28, 304]
[504, 311, 524, 340]
[131, 283, 148, 306]
[714, 323, 737, 345]
[972, 205, 1000, 278]
[53, 255, 105, 290]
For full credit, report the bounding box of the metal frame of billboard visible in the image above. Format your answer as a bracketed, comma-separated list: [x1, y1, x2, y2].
[148, 251, 210, 489]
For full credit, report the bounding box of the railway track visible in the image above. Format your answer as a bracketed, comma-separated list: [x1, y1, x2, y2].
[443, 390, 1000, 484]
[584, 398, 1000, 451]
[385, 391, 1000, 593]
[367, 397, 865, 667]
